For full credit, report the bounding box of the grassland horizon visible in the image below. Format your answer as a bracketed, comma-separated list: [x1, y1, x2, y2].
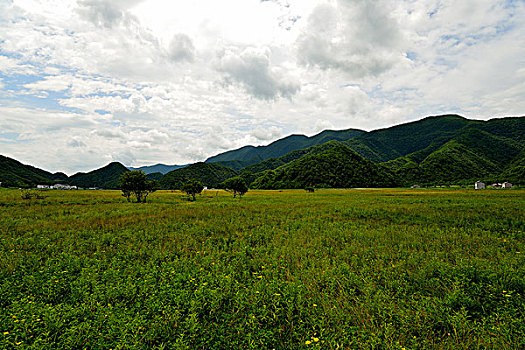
[1, 188, 523, 349]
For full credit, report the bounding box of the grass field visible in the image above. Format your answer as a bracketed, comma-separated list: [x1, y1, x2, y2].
[0, 188, 523, 349]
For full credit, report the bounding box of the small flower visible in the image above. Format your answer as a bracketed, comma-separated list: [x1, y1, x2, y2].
[305, 340, 312, 345]
[3, 332, 8, 335]
[313, 337, 319, 342]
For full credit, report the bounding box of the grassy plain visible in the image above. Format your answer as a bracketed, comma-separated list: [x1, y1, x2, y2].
[0, 188, 523, 349]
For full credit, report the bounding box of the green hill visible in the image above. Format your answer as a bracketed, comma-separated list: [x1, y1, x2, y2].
[242, 141, 343, 174]
[0, 155, 64, 188]
[343, 115, 472, 162]
[205, 128, 365, 167]
[67, 162, 128, 189]
[345, 115, 525, 165]
[382, 126, 525, 185]
[160, 162, 238, 190]
[499, 151, 525, 184]
[251, 144, 397, 189]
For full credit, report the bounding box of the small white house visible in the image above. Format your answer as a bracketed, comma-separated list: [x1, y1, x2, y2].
[502, 182, 513, 189]
[475, 181, 485, 190]
[37, 185, 50, 189]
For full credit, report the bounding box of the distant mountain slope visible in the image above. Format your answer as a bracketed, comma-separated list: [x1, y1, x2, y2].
[251, 144, 396, 189]
[344, 115, 525, 163]
[160, 162, 238, 190]
[343, 115, 471, 162]
[128, 163, 187, 175]
[499, 151, 525, 184]
[241, 141, 343, 174]
[205, 128, 365, 167]
[382, 126, 525, 185]
[67, 162, 128, 189]
[0, 155, 64, 188]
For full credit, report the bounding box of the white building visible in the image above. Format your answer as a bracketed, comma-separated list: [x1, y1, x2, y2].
[37, 185, 51, 189]
[52, 184, 77, 190]
[475, 181, 485, 190]
[502, 182, 513, 189]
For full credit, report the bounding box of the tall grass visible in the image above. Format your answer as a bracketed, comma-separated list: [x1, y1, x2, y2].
[0, 188, 523, 349]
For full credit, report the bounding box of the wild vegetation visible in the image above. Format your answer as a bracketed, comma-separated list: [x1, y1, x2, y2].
[0, 188, 523, 349]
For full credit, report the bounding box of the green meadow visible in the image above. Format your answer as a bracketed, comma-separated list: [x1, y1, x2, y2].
[0, 188, 523, 349]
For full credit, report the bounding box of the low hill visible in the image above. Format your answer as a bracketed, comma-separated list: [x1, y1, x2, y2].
[251, 144, 396, 189]
[206, 128, 365, 167]
[128, 163, 187, 175]
[0, 155, 63, 188]
[160, 162, 238, 190]
[67, 162, 128, 189]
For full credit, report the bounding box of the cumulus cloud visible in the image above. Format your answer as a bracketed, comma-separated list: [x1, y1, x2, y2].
[296, 0, 405, 78]
[167, 34, 196, 62]
[250, 126, 282, 141]
[218, 46, 300, 100]
[77, 0, 146, 28]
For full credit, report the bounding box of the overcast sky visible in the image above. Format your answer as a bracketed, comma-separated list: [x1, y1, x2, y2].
[1, 0, 524, 174]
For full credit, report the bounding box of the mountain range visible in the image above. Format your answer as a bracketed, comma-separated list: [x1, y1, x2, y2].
[1, 114, 523, 189]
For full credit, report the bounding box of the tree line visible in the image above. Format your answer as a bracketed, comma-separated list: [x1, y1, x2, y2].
[119, 170, 248, 203]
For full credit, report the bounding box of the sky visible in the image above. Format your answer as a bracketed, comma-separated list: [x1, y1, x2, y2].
[0, 0, 524, 174]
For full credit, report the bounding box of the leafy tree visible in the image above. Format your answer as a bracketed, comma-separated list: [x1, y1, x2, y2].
[305, 186, 315, 193]
[182, 179, 204, 201]
[221, 176, 248, 198]
[119, 170, 158, 203]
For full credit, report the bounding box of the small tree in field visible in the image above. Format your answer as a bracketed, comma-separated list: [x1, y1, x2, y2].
[182, 179, 204, 201]
[119, 170, 158, 203]
[221, 176, 248, 198]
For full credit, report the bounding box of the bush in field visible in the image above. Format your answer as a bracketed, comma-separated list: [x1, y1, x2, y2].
[305, 186, 315, 193]
[182, 179, 204, 201]
[118, 170, 158, 203]
[221, 176, 248, 198]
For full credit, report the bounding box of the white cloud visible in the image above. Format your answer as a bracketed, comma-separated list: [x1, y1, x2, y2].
[250, 125, 282, 141]
[218, 46, 300, 100]
[167, 34, 196, 62]
[296, 0, 405, 78]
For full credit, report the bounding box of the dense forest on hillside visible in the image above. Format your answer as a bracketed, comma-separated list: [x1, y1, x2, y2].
[159, 162, 238, 189]
[251, 144, 397, 189]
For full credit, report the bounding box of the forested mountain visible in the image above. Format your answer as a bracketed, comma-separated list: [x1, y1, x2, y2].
[251, 144, 397, 189]
[159, 162, 238, 190]
[205, 128, 365, 168]
[216, 115, 525, 186]
[380, 124, 525, 185]
[67, 162, 129, 189]
[0, 155, 65, 188]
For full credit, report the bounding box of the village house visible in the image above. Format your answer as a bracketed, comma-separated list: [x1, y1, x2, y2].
[475, 181, 485, 190]
[502, 182, 513, 189]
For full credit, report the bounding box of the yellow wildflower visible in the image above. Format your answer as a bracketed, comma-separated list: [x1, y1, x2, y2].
[305, 340, 312, 345]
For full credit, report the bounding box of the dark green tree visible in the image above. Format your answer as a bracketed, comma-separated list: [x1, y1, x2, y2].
[119, 170, 158, 203]
[221, 176, 248, 198]
[181, 179, 204, 201]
